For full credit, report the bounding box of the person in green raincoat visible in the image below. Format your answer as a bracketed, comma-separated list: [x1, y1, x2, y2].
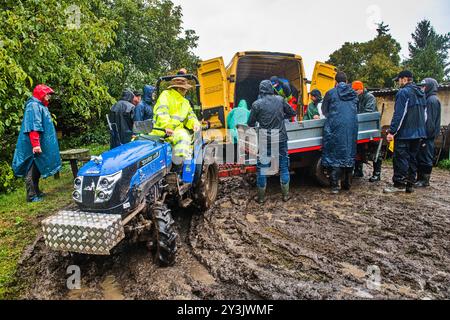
[226, 99, 250, 143]
[12, 84, 61, 202]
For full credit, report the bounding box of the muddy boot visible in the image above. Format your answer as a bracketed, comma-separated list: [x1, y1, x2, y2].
[281, 183, 291, 202]
[406, 182, 415, 194]
[415, 174, 431, 188]
[342, 168, 352, 191]
[255, 187, 266, 204]
[353, 161, 364, 178]
[330, 168, 340, 194]
[383, 183, 406, 194]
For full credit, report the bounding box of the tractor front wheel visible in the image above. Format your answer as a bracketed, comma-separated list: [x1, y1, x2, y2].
[152, 203, 177, 267]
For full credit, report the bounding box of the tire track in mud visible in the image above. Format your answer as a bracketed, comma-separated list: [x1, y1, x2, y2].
[16, 166, 450, 300]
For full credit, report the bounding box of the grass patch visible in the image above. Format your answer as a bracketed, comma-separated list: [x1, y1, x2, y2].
[438, 159, 450, 171]
[0, 144, 107, 299]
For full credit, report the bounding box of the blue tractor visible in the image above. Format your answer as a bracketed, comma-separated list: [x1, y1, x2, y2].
[42, 75, 219, 266]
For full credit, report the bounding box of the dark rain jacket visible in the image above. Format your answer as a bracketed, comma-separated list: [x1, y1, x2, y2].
[248, 80, 296, 143]
[134, 85, 155, 122]
[389, 83, 426, 140]
[321, 83, 358, 168]
[422, 78, 441, 139]
[357, 89, 377, 114]
[109, 90, 135, 148]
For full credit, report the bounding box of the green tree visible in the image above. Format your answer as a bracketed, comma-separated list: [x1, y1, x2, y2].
[327, 22, 401, 88]
[404, 20, 450, 82]
[98, 0, 199, 98]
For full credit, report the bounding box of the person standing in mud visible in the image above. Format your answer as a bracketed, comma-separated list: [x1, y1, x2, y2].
[415, 78, 441, 188]
[321, 72, 358, 194]
[248, 80, 296, 203]
[352, 80, 382, 182]
[384, 70, 426, 194]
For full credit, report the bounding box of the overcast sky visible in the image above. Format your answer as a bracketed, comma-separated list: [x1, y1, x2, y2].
[172, 0, 450, 76]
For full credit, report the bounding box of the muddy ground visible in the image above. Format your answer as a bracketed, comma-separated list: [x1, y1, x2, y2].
[17, 165, 450, 300]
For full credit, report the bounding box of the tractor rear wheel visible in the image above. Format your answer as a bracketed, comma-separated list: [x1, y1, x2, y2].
[194, 163, 219, 211]
[152, 204, 177, 267]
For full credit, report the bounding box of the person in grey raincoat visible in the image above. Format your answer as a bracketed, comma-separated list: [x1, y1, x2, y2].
[134, 85, 155, 122]
[415, 78, 441, 188]
[248, 80, 296, 203]
[12, 84, 61, 202]
[109, 89, 135, 149]
[321, 72, 358, 194]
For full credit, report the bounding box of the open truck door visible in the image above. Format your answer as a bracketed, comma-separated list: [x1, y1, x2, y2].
[309, 62, 337, 103]
[198, 57, 229, 142]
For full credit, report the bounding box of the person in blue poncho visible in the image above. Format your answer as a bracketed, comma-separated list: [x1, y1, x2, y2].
[12, 84, 61, 202]
[321, 72, 358, 195]
[133, 85, 155, 122]
[226, 99, 250, 144]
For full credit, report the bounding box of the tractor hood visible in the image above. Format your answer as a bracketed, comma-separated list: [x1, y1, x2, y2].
[79, 140, 164, 176]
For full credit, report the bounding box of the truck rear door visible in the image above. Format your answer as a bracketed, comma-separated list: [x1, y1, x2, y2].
[198, 57, 229, 136]
[310, 62, 337, 98]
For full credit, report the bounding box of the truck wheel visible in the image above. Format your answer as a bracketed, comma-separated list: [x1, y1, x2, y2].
[314, 157, 330, 187]
[152, 204, 177, 267]
[194, 163, 219, 211]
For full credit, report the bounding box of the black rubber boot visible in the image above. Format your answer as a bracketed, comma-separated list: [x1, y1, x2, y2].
[330, 168, 341, 194]
[353, 161, 364, 178]
[255, 187, 266, 204]
[415, 174, 431, 188]
[369, 160, 382, 183]
[406, 182, 414, 194]
[342, 168, 352, 191]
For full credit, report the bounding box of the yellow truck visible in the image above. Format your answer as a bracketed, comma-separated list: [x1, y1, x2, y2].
[198, 51, 337, 140]
[197, 51, 382, 185]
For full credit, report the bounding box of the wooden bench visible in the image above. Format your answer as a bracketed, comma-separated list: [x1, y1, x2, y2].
[60, 149, 91, 179]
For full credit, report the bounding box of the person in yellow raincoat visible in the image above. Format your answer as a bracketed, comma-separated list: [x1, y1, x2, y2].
[151, 77, 201, 168]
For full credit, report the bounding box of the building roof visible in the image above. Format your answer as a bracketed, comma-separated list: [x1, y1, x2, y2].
[370, 83, 450, 97]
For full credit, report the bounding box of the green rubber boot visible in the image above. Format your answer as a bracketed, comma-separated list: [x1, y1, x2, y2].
[255, 187, 266, 204]
[281, 183, 291, 202]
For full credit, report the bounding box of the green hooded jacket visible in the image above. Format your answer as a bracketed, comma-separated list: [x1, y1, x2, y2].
[227, 100, 250, 143]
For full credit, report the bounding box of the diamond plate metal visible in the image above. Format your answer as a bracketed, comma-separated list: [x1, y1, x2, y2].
[42, 210, 125, 255]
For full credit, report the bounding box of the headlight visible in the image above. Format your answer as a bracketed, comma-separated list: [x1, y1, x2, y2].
[73, 177, 83, 202]
[95, 171, 122, 203]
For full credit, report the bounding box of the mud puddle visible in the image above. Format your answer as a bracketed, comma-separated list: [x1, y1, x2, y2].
[16, 165, 450, 300]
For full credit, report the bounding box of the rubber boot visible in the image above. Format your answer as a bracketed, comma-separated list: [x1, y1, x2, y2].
[369, 160, 382, 183]
[415, 174, 431, 188]
[353, 161, 364, 178]
[281, 183, 291, 202]
[406, 182, 415, 194]
[255, 187, 266, 204]
[330, 168, 341, 194]
[342, 168, 352, 191]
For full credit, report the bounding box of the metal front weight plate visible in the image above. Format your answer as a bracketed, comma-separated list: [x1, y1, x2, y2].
[42, 210, 125, 255]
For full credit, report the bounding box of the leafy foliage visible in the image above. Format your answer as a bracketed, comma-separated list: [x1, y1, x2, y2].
[403, 20, 450, 82]
[327, 22, 401, 88]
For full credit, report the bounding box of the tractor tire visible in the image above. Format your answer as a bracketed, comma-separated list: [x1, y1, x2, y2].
[313, 157, 330, 187]
[152, 204, 177, 267]
[194, 163, 219, 212]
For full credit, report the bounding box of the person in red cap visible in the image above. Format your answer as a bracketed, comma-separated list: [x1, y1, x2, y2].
[12, 84, 61, 202]
[351, 80, 381, 182]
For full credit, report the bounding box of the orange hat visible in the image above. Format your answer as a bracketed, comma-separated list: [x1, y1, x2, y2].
[352, 81, 364, 91]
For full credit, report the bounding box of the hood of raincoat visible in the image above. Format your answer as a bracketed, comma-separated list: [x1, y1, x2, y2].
[237, 99, 248, 109]
[259, 80, 274, 96]
[121, 89, 135, 103]
[143, 85, 155, 104]
[420, 78, 439, 98]
[32, 84, 54, 106]
[406, 83, 426, 100]
[336, 83, 357, 101]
